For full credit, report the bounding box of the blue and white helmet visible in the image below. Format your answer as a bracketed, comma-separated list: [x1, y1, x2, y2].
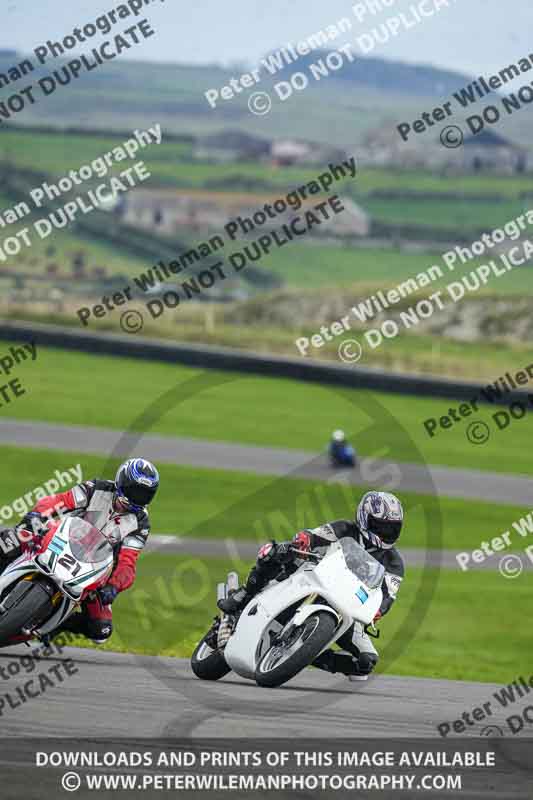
[356, 491, 403, 549]
[115, 458, 159, 511]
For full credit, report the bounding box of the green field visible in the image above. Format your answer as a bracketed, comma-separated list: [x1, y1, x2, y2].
[1, 446, 529, 552]
[77, 552, 530, 684]
[3, 127, 533, 200]
[0, 129, 322, 191]
[0, 191, 148, 279]
[363, 196, 528, 231]
[249, 242, 533, 294]
[0, 131, 193, 181]
[4, 344, 533, 476]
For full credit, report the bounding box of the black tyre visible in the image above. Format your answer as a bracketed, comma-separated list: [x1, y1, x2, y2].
[255, 611, 337, 688]
[0, 579, 56, 643]
[191, 633, 231, 681]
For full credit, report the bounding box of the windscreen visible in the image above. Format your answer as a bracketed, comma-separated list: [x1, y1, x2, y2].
[66, 518, 113, 564]
[340, 537, 385, 589]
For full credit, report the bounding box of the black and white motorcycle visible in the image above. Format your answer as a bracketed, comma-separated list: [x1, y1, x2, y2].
[191, 538, 384, 688]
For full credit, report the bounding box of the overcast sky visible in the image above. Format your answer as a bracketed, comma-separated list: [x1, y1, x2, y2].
[4, 0, 531, 78]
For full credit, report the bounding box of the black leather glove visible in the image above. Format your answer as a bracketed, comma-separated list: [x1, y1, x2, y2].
[274, 541, 293, 561]
[217, 586, 249, 614]
[18, 511, 48, 536]
[257, 540, 293, 564]
[98, 585, 119, 606]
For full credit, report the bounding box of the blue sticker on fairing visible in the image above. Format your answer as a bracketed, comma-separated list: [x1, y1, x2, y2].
[355, 587, 369, 604]
[48, 536, 66, 556]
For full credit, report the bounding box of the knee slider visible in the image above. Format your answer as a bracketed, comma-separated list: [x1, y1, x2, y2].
[87, 619, 113, 643]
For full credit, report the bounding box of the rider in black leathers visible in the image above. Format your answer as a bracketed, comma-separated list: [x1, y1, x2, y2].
[218, 491, 405, 679]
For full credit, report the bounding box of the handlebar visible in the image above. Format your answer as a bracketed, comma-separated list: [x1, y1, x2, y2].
[289, 547, 322, 561]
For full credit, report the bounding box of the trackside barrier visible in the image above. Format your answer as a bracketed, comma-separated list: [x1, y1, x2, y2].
[0, 320, 530, 407]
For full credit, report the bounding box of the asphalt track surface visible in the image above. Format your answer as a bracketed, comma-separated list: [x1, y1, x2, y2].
[1, 418, 532, 506]
[0, 646, 514, 739]
[1, 648, 529, 798]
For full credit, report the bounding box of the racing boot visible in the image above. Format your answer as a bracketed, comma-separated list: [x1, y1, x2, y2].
[313, 649, 377, 681]
[217, 586, 250, 615]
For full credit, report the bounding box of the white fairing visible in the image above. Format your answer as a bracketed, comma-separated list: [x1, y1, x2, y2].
[224, 540, 383, 679]
[0, 517, 114, 635]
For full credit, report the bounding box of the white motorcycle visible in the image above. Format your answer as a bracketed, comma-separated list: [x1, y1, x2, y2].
[0, 514, 115, 646]
[191, 538, 384, 688]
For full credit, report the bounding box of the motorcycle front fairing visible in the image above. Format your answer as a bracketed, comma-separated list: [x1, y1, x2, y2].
[0, 516, 115, 636]
[0, 551, 76, 636]
[224, 541, 384, 680]
[223, 565, 330, 679]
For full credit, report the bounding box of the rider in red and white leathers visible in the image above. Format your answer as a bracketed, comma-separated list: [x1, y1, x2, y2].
[0, 458, 159, 643]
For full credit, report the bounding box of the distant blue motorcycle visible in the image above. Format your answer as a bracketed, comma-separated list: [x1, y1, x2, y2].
[329, 430, 357, 468]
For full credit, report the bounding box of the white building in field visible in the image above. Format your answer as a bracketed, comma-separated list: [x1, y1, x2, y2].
[122, 189, 370, 237]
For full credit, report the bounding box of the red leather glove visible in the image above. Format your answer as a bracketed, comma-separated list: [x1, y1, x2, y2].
[108, 547, 140, 592]
[34, 490, 76, 517]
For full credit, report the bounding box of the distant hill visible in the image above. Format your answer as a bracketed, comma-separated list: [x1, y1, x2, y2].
[0, 50, 530, 148]
[264, 49, 471, 98]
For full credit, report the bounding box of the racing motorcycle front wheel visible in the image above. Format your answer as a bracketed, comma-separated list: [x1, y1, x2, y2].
[255, 610, 337, 688]
[191, 628, 231, 681]
[0, 576, 58, 644]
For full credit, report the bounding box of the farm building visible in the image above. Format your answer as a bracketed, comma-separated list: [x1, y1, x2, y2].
[122, 188, 370, 237]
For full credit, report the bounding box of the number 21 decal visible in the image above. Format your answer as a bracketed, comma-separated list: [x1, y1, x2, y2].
[57, 554, 82, 577]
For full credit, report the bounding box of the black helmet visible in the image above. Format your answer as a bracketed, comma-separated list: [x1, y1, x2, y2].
[115, 458, 159, 511]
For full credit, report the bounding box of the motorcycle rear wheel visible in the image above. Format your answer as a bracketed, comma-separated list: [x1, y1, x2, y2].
[191, 633, 231, 681]
[255, 611, 337, 688]
[0, 578, 56, 643]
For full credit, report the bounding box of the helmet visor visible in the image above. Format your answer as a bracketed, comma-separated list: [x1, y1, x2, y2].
[123, 482, 157, 507]
[367, 516, 402, 545]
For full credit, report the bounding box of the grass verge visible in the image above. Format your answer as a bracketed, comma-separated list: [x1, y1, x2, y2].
[3, 345, 533, 475]
[0, 446, 529, 553]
